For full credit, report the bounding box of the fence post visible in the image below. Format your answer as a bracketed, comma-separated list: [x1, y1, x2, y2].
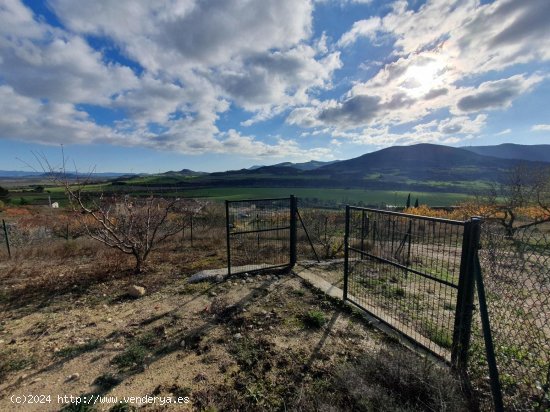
[2, 219, 11, 258]
[474, 249, 504, 411]
[190, 215, 194, 247]
[360, 210, 366, 259]
[343, 205, 350, 302]
[406, 220, 413, 265]
[225, 201, 231, 277]
[290, 195, 297, 267]
[451, 217, 481, 372]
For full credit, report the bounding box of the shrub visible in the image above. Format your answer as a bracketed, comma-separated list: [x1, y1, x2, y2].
[303, 310, 327, 328]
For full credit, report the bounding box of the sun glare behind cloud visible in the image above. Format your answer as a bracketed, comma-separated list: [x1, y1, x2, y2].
[401, 58, 447, 98]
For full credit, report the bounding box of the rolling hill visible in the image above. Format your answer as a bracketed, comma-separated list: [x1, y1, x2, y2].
[115, 143, 549, 194]
[461, 143, 550, 163]
[248, 160, 339, 171]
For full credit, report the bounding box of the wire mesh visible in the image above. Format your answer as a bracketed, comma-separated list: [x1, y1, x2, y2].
[345, 207, 466, 359]
[226, 198, 291, 275]
[470, 223, 550, 411]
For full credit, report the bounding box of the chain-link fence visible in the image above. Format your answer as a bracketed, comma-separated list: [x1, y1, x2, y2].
[470, 223, 550, 411]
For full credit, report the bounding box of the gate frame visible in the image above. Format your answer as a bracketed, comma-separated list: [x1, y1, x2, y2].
[342, 206, 481, 368]
[225, 195, 297, 277]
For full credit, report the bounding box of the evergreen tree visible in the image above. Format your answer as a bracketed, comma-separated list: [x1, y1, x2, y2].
[0, 186, 9, 202]
[406, 193, 411, 208]
[414, 198, 419, 208]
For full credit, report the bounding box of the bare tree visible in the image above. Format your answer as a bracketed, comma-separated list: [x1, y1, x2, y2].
[481, 164, 550, 236]
[300, 209, 344, 259]
[30, 151, 188, 273]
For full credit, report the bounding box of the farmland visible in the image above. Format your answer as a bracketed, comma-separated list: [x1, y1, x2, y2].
[4, 181, 471, 208]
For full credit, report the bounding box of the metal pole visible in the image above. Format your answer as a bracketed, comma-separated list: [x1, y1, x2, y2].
[391, 220, 395, 254]
[343, 205, 350, 301]
[406, 220, 412, 266]
[296, 209, 320, 263]
[225, 201, 231, 277]
[474, 252, 504, 411]
[451, 218, 480, 372]
[190, 215, 193, 247]
[360, 210, 365, 260]
[290, 195, 297, 267]
[2, 219, 11, 258]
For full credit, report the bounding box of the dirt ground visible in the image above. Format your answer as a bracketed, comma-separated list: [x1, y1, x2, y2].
[0, 210, 468, 412]
[0, 257, 386, 412]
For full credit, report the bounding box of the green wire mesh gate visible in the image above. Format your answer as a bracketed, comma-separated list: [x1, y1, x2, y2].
[343, 206, 481, 365]
[225, 196, 297, 276]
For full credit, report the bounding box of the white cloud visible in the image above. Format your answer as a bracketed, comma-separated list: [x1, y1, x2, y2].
[0, 0, 343, 157]
[290, 0, 549, 143]
[0, 85, 126, 146]
[531, 124, 550, 131]
[494, 128, 512, 136]
[50, 0, 313, 70]
[316, 114, 487, 147]
[0, 14, 138, 105]
[338, 17, 381, 47]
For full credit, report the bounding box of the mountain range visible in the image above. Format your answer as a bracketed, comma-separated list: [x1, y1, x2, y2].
[2, 144, 549, 195]
[461, 143, 550, 163]
[102, 143, 550, 194]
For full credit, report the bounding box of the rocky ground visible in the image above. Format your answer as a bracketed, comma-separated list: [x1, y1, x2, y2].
[0, 237, 467, 411]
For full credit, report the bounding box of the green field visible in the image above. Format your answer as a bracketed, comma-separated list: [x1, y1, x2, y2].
[4, 182, 471, 208]
[162, 187, 471, 206]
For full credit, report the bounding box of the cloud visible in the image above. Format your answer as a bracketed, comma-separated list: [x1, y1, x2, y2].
[494, 128, 512, 136]
[327, 114, 487, 147]
[456, 74, 543, 113]
[338, 17, 381, 47]
[50, 0, 313, 70]
[290, 1, 549, 138]
[531, 124, 550, 131]
[215, 45, 341, 115]
[0, 0, 343, 158]
[0, 13, 138, 105]
[0, 85, 126, 146]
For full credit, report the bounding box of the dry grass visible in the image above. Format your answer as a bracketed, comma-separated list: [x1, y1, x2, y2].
[0, 206, 470, 411]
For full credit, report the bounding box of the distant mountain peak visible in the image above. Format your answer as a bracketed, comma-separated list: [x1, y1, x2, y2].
[461, 143, 550, 163]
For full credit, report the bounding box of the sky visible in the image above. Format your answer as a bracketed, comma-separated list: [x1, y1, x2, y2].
[0, 0, 549, 173]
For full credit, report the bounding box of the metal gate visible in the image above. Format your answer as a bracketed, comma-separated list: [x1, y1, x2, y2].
[225, 196, 297, 276]
[343, 206, 481, 366]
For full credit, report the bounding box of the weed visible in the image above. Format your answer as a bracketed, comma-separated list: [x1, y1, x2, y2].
[500, 344, 530, 362]
[179, 282, 210, 295]
[0, 349, 35, 379]
[302, 310, 327, 329]
[387, 285, 406, 298]
[170, 385, 192, 399]
[93, 373, 121, 391]
[112, 344, 148, 369]
[425, 322, 452, 349]
[291, 289, 305, 297]
[330, 346, 467, 411]
[230, 337, 273, 372]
